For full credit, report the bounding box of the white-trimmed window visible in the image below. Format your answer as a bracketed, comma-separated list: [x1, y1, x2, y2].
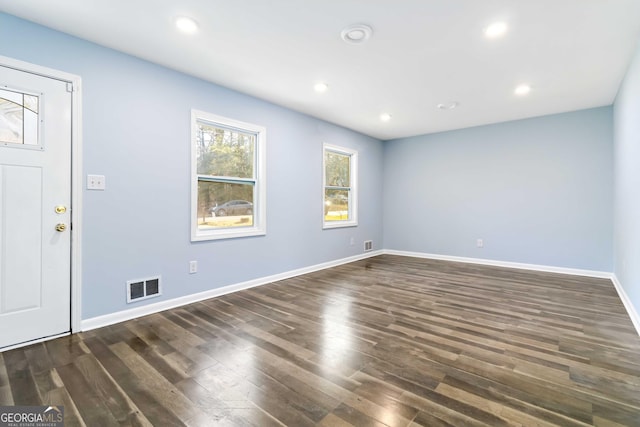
[323, 144, 357, 228]
[191, 110, 266, 241]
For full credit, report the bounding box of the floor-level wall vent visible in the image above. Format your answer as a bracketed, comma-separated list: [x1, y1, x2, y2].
[364, 240, 373, 251]
[127, 276, 162, 303]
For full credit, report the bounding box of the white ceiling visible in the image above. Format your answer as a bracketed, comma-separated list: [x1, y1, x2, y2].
[2, 0, 640, 140]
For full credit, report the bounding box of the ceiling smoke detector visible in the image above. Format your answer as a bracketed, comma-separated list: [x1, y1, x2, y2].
[341, 24, 373, 44]
[437, 102, 459, 110]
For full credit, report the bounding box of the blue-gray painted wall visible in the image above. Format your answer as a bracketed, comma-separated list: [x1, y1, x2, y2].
[0, 13, 384, 319]
[383, 108, 614, 271]
[614, 41, 640, 315]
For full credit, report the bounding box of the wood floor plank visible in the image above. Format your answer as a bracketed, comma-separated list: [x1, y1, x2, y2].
[45, 334, 89, 367]
[400, 393, 494, 427]
[123, 320, 178, 357]
[438, 371, 589, 427]
[44, 386, 87, 427]
[3, 348, 41, 405]
[0, 385, 12, 406]
[592, 403, 640, 427]
[123, 334, 189, 385]
[174, 376, 280, 427]
[109, 341, 209, 423]
[23, 343, 54, 374]
[56, 362, 120, 426]
[0, 353, 14, 405]
[73, 352, 152, 425]
[330, 402, 391, 427]
[317, 412, 355, 427]
[83, 336, 187, 426]
[1, 254, 640, 425]
[435, 381, 553, 427]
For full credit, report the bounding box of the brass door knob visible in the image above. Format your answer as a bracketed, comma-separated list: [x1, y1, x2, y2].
[55, 223, 67, 232]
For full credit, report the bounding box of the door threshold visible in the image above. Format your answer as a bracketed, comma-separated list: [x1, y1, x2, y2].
[0, 332, 71, 353]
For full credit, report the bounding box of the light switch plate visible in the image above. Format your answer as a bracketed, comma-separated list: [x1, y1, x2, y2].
[87, 174, 106, 190]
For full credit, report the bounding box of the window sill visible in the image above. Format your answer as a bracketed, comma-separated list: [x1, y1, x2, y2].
[191, 227, 266, 242]
[323, 221, 358, 230]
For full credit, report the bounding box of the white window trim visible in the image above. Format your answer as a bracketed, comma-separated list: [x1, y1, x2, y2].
[323, 143, 358, 229]
[191, 109, 266, 241]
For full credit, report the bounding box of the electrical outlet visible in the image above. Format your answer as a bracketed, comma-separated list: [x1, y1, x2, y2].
[87, 174, 106, 190]
[477, 238, 484, 248]
[189, 260, 198, 274]
[350, 237, 355, 246]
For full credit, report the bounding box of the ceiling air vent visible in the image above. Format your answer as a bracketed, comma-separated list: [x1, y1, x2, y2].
[127, 276, 162, 303]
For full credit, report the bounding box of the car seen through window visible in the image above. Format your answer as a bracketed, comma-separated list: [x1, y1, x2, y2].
[210, 200, 253, 217]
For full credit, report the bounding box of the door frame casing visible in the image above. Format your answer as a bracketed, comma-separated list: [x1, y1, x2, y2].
[0, 54, 83, 338]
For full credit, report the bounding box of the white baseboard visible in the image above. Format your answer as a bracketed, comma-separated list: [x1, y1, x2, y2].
[611, 274, 640, 336]
[81, 248, 640, 339]
[383, 249, 612, 278]
[81, 250, 383, 332]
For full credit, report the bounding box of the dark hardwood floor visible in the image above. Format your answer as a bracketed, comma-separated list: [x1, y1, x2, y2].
[2, 255, 640, 426]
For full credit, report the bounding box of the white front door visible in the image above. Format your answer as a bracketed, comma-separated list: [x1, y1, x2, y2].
[0, 64, 72, 349]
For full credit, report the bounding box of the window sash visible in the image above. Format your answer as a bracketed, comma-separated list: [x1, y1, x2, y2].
[197, 175, 256, 185]
[191, 109, 266, 241]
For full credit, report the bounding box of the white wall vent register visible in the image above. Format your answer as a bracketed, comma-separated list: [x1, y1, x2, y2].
[127, 276, 161, 303]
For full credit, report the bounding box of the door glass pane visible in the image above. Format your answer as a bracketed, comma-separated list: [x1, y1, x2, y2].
[197, 180, 254, 229]
[325, 188, 350, 221]
[196, 122, 255, 178]
[24, 95, 38, 113]
[24, 108, 38, 146]
[325, 151, 350, 187]
[0, 88, 39, 146]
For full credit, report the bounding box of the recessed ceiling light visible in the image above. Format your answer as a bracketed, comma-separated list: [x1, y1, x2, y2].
[341, 24, 373, 44]
[514, 84, 531, 96]
[484, 21, 508, 38]
[437, 102, 459, 110]
[175, 16, 199, 34]
[379, 113, 392, 122]
[314, 82, 329, 93]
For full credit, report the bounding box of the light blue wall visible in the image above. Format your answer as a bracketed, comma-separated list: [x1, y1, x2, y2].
[0, 13, 384, 319]
[383, 108, 614, 271]
[613, 41, 640, 315]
